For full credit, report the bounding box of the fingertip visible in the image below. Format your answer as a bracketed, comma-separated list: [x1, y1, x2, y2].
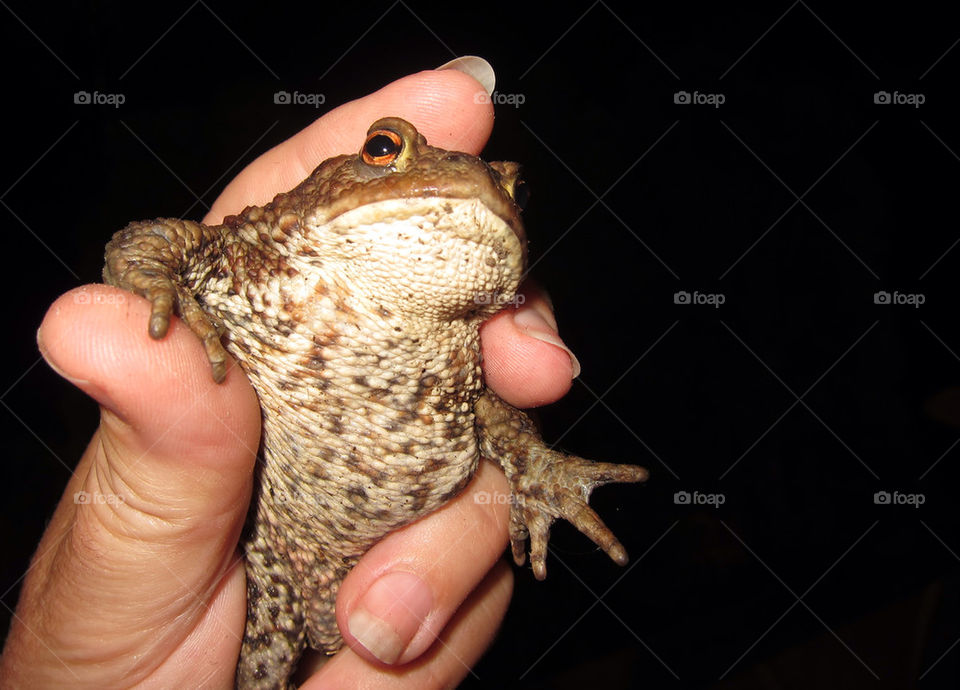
[336, 461, 511, 666]
[480, 288, 577, 408]
[38, 285, 260, 465]
[337, 67, 495, 153]
[309, 558, 512, 689]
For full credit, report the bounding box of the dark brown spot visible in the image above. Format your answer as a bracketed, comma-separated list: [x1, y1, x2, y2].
[423, 456, 445, 473]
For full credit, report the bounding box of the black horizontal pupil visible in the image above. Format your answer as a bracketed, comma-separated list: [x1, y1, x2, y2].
[365, 134, 399, 159]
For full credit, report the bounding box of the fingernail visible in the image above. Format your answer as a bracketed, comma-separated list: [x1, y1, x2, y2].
[347, 571, 433, 664]
[514, 307, 582, 379]
[436, 56, 495, 96]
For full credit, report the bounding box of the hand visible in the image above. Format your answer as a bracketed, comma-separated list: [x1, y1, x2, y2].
[0, 60, 580, 688]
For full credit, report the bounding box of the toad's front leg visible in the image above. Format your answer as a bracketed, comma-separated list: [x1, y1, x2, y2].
[103, 218, 232, 381]
[475, 390, 648, 579]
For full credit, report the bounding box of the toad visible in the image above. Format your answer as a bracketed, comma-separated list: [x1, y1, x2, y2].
[103, 117, 648, 687]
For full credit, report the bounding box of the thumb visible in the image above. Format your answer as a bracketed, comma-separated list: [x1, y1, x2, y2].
[2, 285, 259, 686]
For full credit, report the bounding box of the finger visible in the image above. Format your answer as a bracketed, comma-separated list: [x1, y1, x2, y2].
[333, 460, 513, 666]
[480, 281, 580, 408]
[6, 285, 260, 686]
[205, 66, 495, 224]
[304, 560, 513, 689]
[39, 285, 260, 473]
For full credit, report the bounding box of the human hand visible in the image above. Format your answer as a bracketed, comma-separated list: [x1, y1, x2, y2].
[0, 59, 580, 688]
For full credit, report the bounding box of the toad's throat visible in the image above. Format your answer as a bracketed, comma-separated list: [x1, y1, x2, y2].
[291, 197, 525, 319]
[306, 196, 525, 264]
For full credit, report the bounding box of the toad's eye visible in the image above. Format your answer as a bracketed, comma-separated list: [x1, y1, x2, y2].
[362, 129, 403, 166]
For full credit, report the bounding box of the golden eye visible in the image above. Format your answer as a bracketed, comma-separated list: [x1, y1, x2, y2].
[361, 129, 403, 166]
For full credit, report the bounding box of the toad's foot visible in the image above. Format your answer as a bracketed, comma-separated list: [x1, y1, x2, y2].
[103, 218, 230, 382]
[474, 390, 648, 580]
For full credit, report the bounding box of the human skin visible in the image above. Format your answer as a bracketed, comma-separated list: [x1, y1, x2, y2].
[0, 63, 578, 688]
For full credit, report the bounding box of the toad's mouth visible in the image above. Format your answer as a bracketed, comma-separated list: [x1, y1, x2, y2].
[301, 154, 527, 251]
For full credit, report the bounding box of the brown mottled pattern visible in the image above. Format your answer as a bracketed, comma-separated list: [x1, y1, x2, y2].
[103, 117, 647, 688]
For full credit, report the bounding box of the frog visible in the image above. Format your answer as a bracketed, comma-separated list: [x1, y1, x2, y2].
[103, 116, 649, 688]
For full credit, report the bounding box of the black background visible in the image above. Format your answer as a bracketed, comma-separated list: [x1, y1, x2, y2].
[2, 2, 959, 688]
